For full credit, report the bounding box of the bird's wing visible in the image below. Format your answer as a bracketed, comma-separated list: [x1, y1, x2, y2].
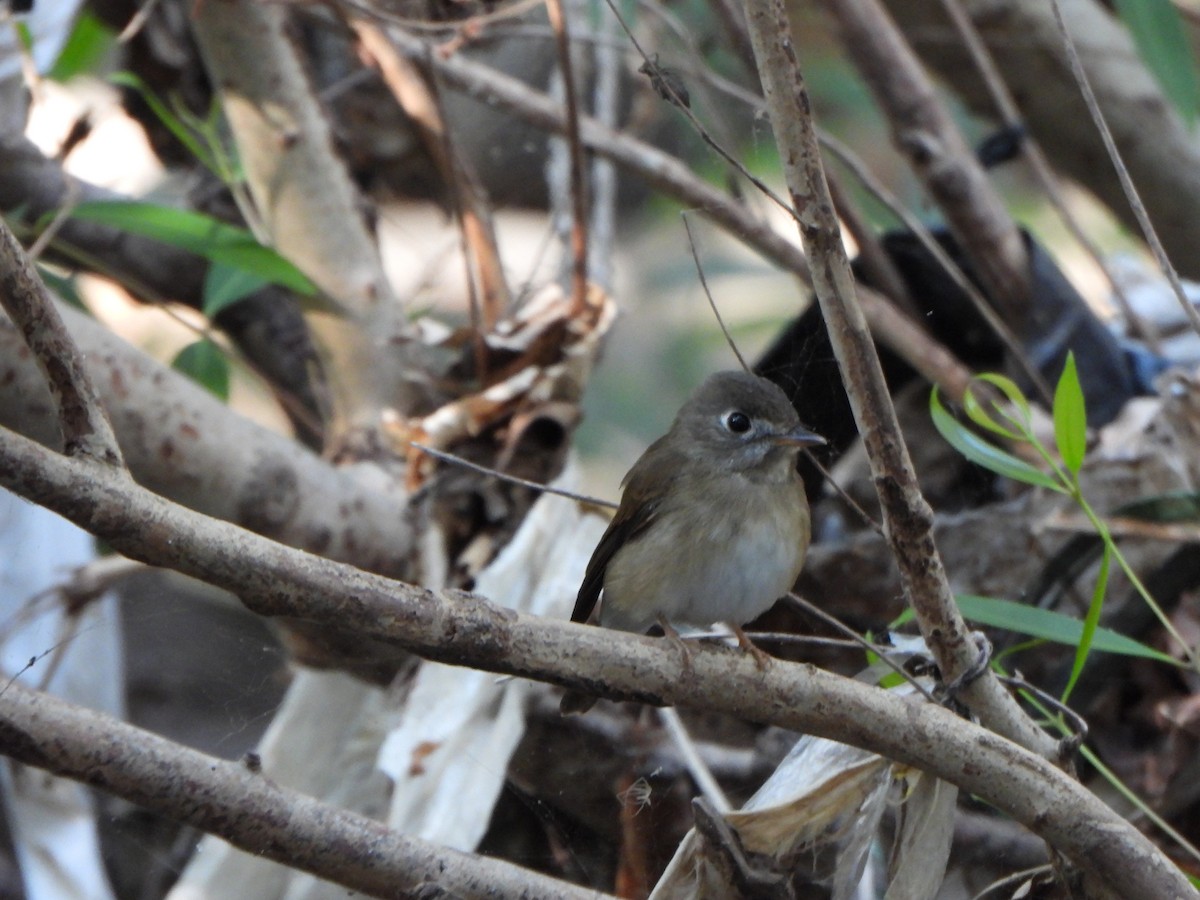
[569, 443, 676, 624]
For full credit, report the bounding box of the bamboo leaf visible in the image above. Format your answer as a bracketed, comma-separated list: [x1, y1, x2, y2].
[70, 201, 315, 297]
[963, 373, 1034, 440]
[1061, 543, 1111, 702]
[955, 593, 1175, 664]
[931, 389, 1064, 490]
[1054, 352, 1087, 477]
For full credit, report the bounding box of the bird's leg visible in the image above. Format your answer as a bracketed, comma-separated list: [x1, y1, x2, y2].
[730, 623, 773, 670]
[657, 615, 694, 676]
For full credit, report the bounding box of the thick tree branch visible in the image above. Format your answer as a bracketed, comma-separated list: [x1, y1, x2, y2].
[0, 136, 324, 443]
[0, 303, 411, 576]
[887, 0, 1200, 281]
[741, 0, 1057, 759]
[815, 0, 1052, 403]
[191, 0, 423, 436]
[0, 426, 1191, 897]
[817, 0, 1028, 319]
[0, 681, 605, 900]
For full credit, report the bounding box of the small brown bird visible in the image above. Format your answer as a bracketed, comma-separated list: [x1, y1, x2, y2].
[563, 371, 823, 712]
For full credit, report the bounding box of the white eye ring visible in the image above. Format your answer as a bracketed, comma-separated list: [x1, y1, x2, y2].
[723, 410, 752, 434]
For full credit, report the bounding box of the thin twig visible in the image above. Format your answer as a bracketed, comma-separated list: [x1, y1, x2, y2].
[971, 865, 1054, 900]
[742, 632, 862, 650]
[601, 0, 797, 222]
[27, 180, 80, 262]
[118, 0, 166, 43]
[1040, 510, 1200, 544]
[801, 450, 884, 536]
[785, 593, 937, 703]
[410, 442, 616, 508]
[681, 215, 749, 373]
[0, 216, 124, 466]
[544, 0, 590, 314]
[354, 19, 509, 341]
[1048, 0, 1200, 338]
[657, 707, 731, 813]
[824, 172, 917, 319]
[337, 0, 545, 35]
[820, 132, 1045, 403]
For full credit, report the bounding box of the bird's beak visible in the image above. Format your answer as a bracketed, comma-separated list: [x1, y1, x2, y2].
[771, 424, 826, 448]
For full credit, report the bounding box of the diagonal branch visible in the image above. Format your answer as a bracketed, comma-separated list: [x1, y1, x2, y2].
[380, 26, 976, 401]
[740, 0, 1056, 759]
[0, 681, 607, 900]
[0, 215, 123, 467]
[0, 424, 1192, 897]
[0, 303, 412, 576]
[815, 0, 1053, 405]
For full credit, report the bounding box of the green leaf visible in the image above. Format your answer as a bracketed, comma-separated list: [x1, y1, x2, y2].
[108, 73, 217, 172]
[963, 373, 1034, 440]
[172, 339, 230, 400]
[69, 201, 315, 297]
[1061, 543, 1111, 703]
[1053, 352, 1087, 477]
[48, 12, 117, 82]
[1113, 0, 1200, 128]
[956, 594, 1176, 664]
[931, 389, 1065, 491]
[203, 263, 266, 317]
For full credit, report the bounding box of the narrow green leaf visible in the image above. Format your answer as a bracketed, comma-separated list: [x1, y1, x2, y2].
[966, 373, 1036, 438]
[1113, 0, 1200, 127]
[108, 73, 217, 172]
[1053, 352, 1087, 477]
[931, 389, 1064, 491]
[956, 593, 1176, 664]
[172, 339, 230, 400]
[69, 201, 315, 296]
[1061, 544, 1112, 703]
[962, 388, 1025, 441]
[204, 263, 267, 318]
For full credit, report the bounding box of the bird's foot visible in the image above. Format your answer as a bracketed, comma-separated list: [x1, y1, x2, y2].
[657, 615, 695, 676]
[731, 623, 773, 670]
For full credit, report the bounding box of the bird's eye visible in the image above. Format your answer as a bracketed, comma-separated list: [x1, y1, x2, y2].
[724, 411, 752, 433]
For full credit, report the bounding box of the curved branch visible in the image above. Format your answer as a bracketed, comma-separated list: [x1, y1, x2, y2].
[0, 303, 411, 576]
[816, 0, 1030, 326]
[0, 682, 605, 900]
[0, 426, 1191, 898]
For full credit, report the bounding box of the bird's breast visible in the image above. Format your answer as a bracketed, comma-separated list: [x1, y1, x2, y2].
[599, 476, 809, 634]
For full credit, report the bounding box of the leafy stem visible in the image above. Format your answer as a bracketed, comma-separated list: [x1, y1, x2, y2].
[931, 352, 1200, 697]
